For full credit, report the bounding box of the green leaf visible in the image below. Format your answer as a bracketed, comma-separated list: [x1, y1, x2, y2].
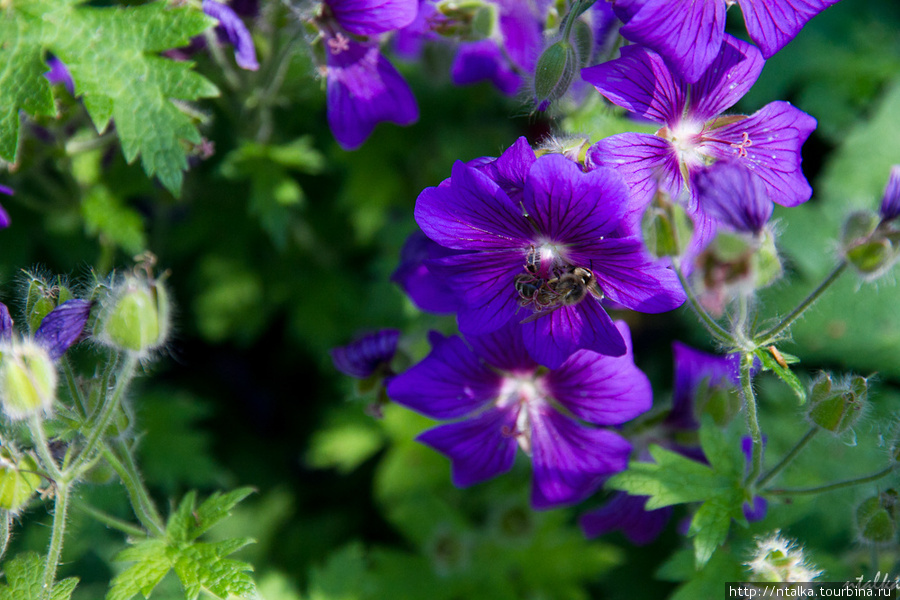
[107, 539, 172, 600]
[606, 445, 720, 509]
[687, 495, 738, 567]
[172, 539, 256, 600]
[0, 0, 218, 195]
[755, 348, 807, 403]
[0, 552, 78, 600]
[81, 185, 147, 254]
[166, 488, 254, 543]
[308, 542, 368, 600]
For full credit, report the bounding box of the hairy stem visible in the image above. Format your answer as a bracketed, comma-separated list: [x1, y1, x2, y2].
[101, 441, 165, 537]
[29, 415, 64, 482]
[76, 353, 137, 469]
[766, 464, 898, 496]
[757, 428, 819, 488]
[673, 261, 734, 345]
[741, 352, 763, 486]
[74, 502, 147, 539]
[42, 482, 70, 600]
[755, 262, 847, 346]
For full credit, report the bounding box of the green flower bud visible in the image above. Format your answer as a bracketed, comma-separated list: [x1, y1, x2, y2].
[747, 532, 822, 583]
[434, 0, 498, 40]
[807, 373, 866, 434]
[23, 272, 74, 333]
[641, 188, 694, 259]
[846, 239, 895, 275]
[857, 490, 900, 545]
[0, 449, 41, 513]
[842, 211, 879, 246]
[842, 210, 899, 278]
[0, 339, 57, 420]
[695, 377, 741, 427]
[754, 230, 783, 289]
[97, 275, 170, 355]
[533, 40, 578, 110]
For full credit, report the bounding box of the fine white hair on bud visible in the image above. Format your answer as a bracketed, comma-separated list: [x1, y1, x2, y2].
[746, 531, 822, 583]
[0, 337, 58, 421]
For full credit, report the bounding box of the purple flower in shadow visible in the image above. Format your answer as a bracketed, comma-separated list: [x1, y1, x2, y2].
[880, 165, 900, 222]
[388, 320, 651, 509]
[202, 0, 260, 70]
[330, 329, 400, 379]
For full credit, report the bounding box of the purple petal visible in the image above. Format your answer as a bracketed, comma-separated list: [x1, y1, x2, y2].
[326, 39, 418, 150]
[581, 44, 686, 125]
[693, 160, 774, 234]
[0, 303, 13, 340]
[580, 492, 672, 544]
[415, 161, 533, 251]
[738, 0, 840, 58]
[465, 320, 538, 373]
[880, 165, 900, 222]
[330, 329, 400, 378]
[428, 250, 523, 336]
[544, 322, 652, 426]
[689, 35, 765, 122]
[495, 0, 545, 72]
[451, 40, 522, 96]
[44, 56, 75, 94]
[667, 341, 735, 430]
[522, 155, 628, 246]
[585, 133, 684, 211]
[417, 406, 518, 487]
[202, 0, 259, 70]
[387, 334, 501, 419]
[618, 0, 726, 84]
[34, 299, 93, 361]
[475, 136, 536, 202]
[743, 496, 768, 522]
[326, 0, 419, 35]
[520, 298, 626, 369]
[529, 404, 631, 509]
[569, 238, 686, 313]
[391, 231, 463, 314]
[702, 101, 817, 207]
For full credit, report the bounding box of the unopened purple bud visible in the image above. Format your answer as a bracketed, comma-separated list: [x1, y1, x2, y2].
[0, 303, 12, 340]
[45, 56, 75, 95]
[0, 186, 12, 196]
[34, 299, 93, 361]
[0, 186, 11, 229]
[743, 496, 768, 522]
[694, 161, 773, 234]
[202, 0, 259, 71]
[880, 165, 900, 222]
[330, 329, 400, 379]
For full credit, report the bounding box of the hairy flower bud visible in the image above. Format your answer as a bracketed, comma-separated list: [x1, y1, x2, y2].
[533, 40, 578, 111]
[435, 0, 497, 40]
[642, 187, 694, 259]
[23, 272, 75, 334]
[880, 165, 900, 222]
[0, 339, 57, 420]
[97, 275, 170, 355]
[857, 490, 900, 545]
[842, 210, 899, 278]
[746, 532, 822, 583]
[806, 373, 866, 434]
[0, 448, 41, 513]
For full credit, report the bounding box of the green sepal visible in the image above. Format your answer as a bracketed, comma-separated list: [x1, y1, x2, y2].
[755, 348, 807, 403]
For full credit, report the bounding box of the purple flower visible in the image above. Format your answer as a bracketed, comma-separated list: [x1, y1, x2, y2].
[666, 341, 740, 431]
[880, 165, 900, 222]
[45, 56, 75, 95]
[415, 146, 684, 367]
[387, 320, 651, 509]
[202, 0, 259, 71]
[694, 161, 774, 235]
[0, 185, 11, 228]
[451, 40, 521, 96]
[0, 302, 12, 340]
[391, 231, 463, 314]
[580, 492, 672, 544]
[326, 0, 418, 36]
[34, 300, 93, 361]
[613, 0, 841, 83]
[330, 329, 400, 378]
[583, 35, 816, 228]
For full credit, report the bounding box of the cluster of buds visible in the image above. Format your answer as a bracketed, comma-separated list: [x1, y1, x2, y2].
[806, 372, 867, 435]
[857, 489, 900, 546]
[841, 165, 900, 279]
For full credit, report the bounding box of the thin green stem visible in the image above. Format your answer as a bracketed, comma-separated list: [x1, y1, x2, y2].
[29, 415, 64, 482]
[74, 502, 147, 539]
[741, 352, 763, 486]
[203, 29, 242, 91]
[76, 353, 137, 469]
[766, 464, 898, 496]
[61, 358, 87, 418]
[42, 482, 70, 600]
[757, 428, 819, 488]
[673, 261, 734, 345]
[755, 262, 847, 346]
[101, 442, 165, 537]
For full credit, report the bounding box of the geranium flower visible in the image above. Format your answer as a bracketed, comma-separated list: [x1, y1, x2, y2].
[330, 329, 400, 379]
[415, 146, 684, 367]
[880, 165, 900, 222]
[612, 0, 841, 83]
[583, 35, 816, 228]
[387, 320, 651, 509]
[202, 0, 259, 71]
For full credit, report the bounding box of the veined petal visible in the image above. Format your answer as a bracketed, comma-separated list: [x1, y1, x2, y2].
[387, 334, 501, 420]
[331, 329, 400, 378]
[476, 137, 536, 202]
[544, 322, 652, 426]
[391, 231, 462, 314]
[34, 299, 94, 361]
[586, 133, 684, 212]
[415, 161, 533, 251]
[689, 35, 765, 122]
[580, 492, 672, 544]
[570, 238, 686, 313]
[428, 250, 523, 336]
[521, 298, 626, 368]
[327, 0, 419, 35]
[466, 320, 538, 373]
[618, 0, 726, 84]
[703, 101, 816, 207]
[693, 160, 774, 233]
[522, 155, 628, 246]
[529, 404, 631, 509]
[326, 40, 418, 150]
[417, 406, 518, 487]
[581, 44, 686, 125]
[738, 0, 840, 58]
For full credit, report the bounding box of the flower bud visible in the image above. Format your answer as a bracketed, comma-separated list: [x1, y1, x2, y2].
[746, 532, 822, 583]
[841, 211, 899, 278]
[97, 275, 170, 355]
[857, 490, 900, 545]
[0, 448, 41, 513]
[23, 273, 75, 334]
[533, 40, 578, 111]
[642, 187, 694, 259]
[435, 0, 498, 40]
[806, 373, 866, 434]
[0, 339, 57, 420]
[879, 165, 900, 222]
